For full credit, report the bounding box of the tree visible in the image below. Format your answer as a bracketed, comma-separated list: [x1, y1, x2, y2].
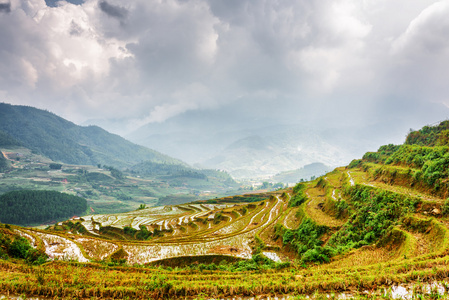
[49, 163, 62, 170]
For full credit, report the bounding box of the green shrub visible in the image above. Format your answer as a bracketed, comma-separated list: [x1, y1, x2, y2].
[136, 225, 152, 240]
[302, 246, 333, 264]
[123, 226, 137, 236]
[9, 237, 32, 259]
[282, 218, 329, 263]
[0, 235, 47, 264]
[290, 183, 308, 207]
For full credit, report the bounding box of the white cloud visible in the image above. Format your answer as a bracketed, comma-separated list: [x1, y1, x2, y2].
[389, 0, 449, 104]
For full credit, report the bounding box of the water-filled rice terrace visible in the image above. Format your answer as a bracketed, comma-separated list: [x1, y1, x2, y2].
[14, 193, 290, 265]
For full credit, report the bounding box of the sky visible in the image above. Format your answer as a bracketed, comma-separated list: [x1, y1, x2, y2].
[1, 0, 449, 141]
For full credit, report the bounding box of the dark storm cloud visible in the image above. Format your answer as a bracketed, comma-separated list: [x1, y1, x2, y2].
[0, 2, 10, 13]
[99, 1, 128, 20]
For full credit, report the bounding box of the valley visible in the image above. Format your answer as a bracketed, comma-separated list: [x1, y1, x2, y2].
[0, 146, 241, 217]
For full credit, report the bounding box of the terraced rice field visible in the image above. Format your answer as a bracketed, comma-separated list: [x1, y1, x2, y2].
[17, 161, 449, 269]
[5, 162, 449, 298]
[14, 196, 290, 264]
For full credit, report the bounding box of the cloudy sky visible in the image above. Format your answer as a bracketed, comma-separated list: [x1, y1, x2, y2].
[1, 0, 449, 141]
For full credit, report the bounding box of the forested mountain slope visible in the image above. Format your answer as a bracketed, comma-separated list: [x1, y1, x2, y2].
[0, 103, 182, 168]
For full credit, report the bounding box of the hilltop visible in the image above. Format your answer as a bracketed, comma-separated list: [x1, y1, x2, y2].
[2, 121, 449, 298]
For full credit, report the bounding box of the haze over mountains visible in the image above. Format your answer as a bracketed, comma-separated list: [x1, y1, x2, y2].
[0, 102, 343, 184]
[1, 101, 440, 181]
[125, 109, 411, 179]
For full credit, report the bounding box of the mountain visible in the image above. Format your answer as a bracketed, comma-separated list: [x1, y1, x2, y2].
[125, 109, 392, 179]
[200, 131, 350, 178]
[271, 162, 332, 184]
[128, 121, 357, 179]
[0, 103, 182, 168]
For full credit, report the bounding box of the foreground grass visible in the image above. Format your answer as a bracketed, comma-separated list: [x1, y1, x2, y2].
[1, 253, 449, 299]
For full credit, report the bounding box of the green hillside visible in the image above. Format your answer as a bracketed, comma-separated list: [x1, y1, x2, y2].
[0, 103, 182, 168]
[0, 147, 243, 214]
[130, 161, 237, 186]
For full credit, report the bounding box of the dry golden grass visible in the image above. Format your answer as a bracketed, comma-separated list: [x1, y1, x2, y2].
[283, 207, 301, 230]
[317, 246, 398, 270]
[304, 187, 345, 228]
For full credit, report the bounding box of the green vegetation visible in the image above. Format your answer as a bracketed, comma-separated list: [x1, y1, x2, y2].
[0, 129, 21, 147]
[0, 225, 47, 264]
[175, 253, 290, 272]
[327, 185, 419, 250]
[281, 218, 332, 263]
[49, 163, 62, 170]
[289, 183, 307, 207]
[0, 152, 9, 172]
[405, 120, 449, 146]
[0, 103, 182, 168]
[0, 190, 87, 225]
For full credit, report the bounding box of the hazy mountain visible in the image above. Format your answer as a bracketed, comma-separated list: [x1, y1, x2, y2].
[200, 131, 349, 178]
[271, 163, 332, 184]
[126, 109, 378, 178]
[0, 103, 183, 168]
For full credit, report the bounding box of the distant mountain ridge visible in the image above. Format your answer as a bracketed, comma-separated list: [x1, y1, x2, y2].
[0, 103, 183, 168]
[272, 162, 332, 184]
[125, 110, 373, 179]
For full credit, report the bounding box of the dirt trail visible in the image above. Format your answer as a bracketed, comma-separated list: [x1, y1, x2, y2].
[347, 171, 355, 186]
